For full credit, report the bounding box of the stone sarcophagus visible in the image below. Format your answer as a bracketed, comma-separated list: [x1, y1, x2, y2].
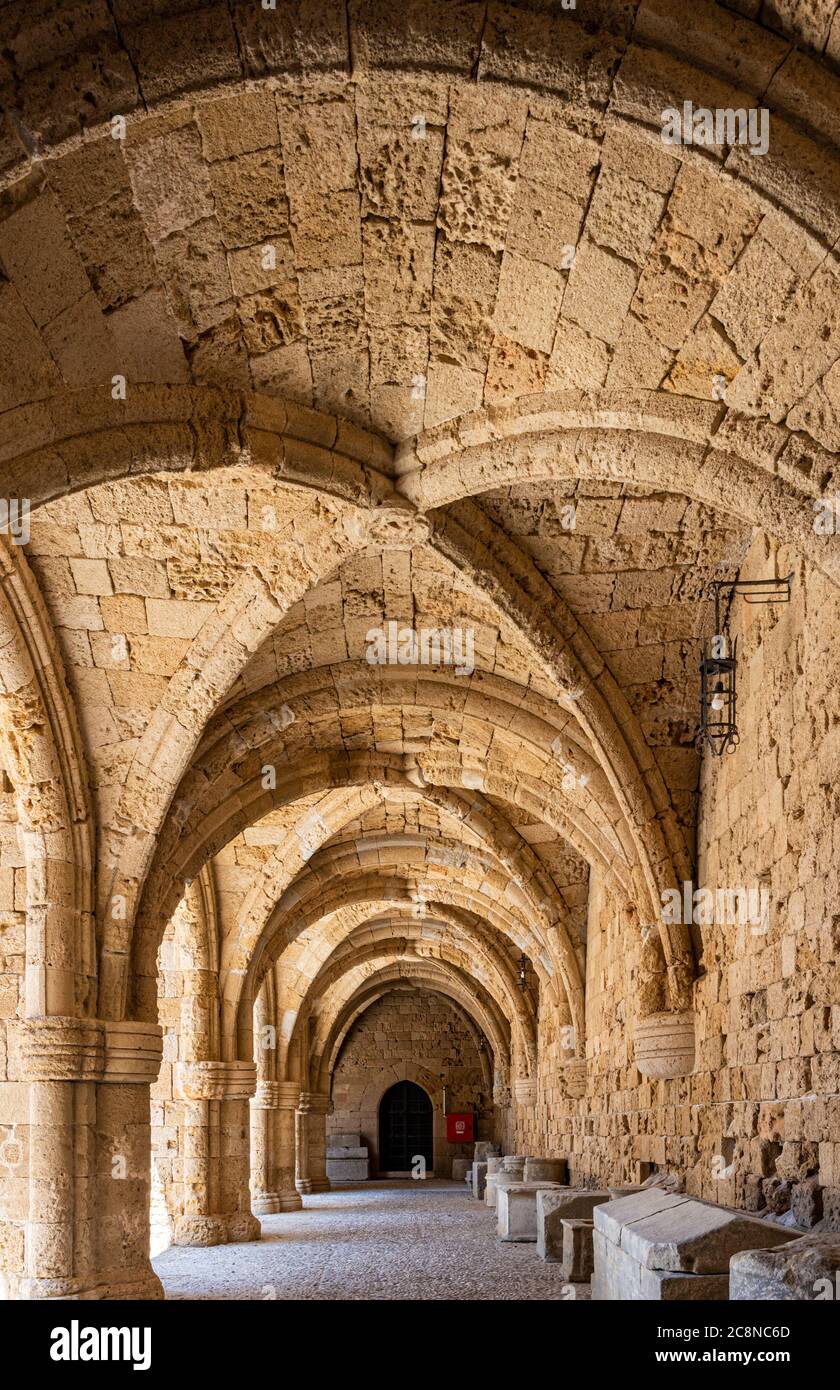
[592, 1189, 796, 1300]
[326, 1132, 370, 1182]
[496, 1181, 567, 1241]
[537, 1188, 611, 1263]
[470, 1161, 488, 1198]
[730, 1233, 840, 1300]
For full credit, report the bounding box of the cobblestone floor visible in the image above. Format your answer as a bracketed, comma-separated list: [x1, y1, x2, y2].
[154, 1180, 580, 1300]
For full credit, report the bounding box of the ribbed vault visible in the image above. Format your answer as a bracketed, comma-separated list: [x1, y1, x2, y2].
[1, 0, 839, 1302]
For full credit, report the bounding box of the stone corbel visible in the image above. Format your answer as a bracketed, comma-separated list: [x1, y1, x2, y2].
[176, 1060, 257, 1102]
[513, 1077, 538, 1107]
[345, 503, 431, 551]
[559, 1058, 587, 1099]
[633, 1011, 695, 1078]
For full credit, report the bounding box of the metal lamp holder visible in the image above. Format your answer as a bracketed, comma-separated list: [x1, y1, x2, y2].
[698, 574, 792, 757]
[517, 953, 528, 992]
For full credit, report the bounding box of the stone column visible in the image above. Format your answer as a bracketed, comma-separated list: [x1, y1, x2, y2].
[295, 1091, 331, 1195]
[173, 1060, 261, 1245]
[17, 1016, 163, 1300]
[250, 1081, 302, 1214]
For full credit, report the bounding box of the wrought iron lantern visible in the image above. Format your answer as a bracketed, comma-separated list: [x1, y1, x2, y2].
[699, 627, 738, 755]
[698, 574, 792, 756]
[517, 953, 528, 992]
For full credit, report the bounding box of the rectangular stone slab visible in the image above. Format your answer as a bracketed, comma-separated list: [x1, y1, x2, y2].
[325, 1157, 369, 1181]
[618, 1197, 796, 1274]
[592, 1229, 729, 1301]
[594, 1188, 687, 1246]
[497, 1181, 567, 1242]
[326, 1146, 367, 1159]
[471, 1161, 488, 1199]
[537, 1188, 611, 1262]
[561, 1218, 595, 1282]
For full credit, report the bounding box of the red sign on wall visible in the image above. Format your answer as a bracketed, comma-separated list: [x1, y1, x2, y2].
[446, 1112, 474, 1143]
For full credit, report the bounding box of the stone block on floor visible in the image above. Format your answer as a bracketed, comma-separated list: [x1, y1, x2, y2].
[485, 1172, 502, 1208]
[496, 1181, 567, 1242]
[730, 1233, 840, 1300]
[451, 1156, 471, 1182]
[326, 1156, 370, 1182]
[593, 1230, 729, 1300]
[561, 1218, 595, 1282]
[471, 1160, 488, 1199]
[536, 1188, 610, 1262]
[592, 1190, 797, 1300]
[524, 1157, 568, 1183]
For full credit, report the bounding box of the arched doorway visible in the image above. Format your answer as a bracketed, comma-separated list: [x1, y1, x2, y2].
[378, 1081, 434, 1175]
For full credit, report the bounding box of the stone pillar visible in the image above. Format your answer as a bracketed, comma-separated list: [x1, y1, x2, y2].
[16, 1016, 163, 1300]
[173, 1061, 261, 1245]
[295, 1091, 331, 1195]
[250, 1081, 302, 1214]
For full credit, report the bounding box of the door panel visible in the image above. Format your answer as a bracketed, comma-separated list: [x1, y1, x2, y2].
[379, 1080, 434, 1172]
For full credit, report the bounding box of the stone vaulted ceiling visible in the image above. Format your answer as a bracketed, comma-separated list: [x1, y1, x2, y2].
[0, 0, 839, 1117]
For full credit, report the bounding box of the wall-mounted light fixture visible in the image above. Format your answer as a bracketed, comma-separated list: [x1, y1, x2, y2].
[517, 954, 528, 992]
[698, 574, 792, 756]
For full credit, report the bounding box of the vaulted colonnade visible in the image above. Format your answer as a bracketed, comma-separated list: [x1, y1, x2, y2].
[0, 0, 839, 1302]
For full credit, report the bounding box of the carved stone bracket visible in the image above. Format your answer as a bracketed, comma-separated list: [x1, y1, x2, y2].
[514, 1077, 538, 1107]
[345, 504, 431, 551]
[559, 1058, 587, 1099]
[633, 1010, 696, 1078]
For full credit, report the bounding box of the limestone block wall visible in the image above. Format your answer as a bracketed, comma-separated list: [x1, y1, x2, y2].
[515, 994, 577, 1162]
[327, 990, 494, 1176]
[691, 537, 840, 1225]
[521, 540, 840, 1231]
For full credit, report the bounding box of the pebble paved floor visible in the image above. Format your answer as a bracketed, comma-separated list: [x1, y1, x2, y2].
[154, 1180, 580, 1300]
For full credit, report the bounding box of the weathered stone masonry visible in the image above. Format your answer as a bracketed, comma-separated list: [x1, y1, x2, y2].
[0, 0, 839, 1301]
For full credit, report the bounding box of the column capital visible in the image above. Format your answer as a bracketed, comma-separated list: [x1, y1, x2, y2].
[103, 1020, 164, 1083]
[176, 1060, 257, 1101]
[16, 1016, 162, 1084]
[297, 1090, 330, 1114]
[251, 1079, 300, 1110]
